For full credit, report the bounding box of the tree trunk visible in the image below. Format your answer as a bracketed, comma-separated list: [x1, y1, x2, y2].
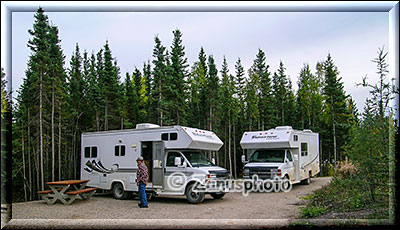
[35, 149, 40, 199]
[27, 108, 32, 200]
[233, 122, 236, 179]
[224, 123, 227, 168]
[40, 71, 44, 190]
[51, 88, 55, 182]
[209, 105, 212, 131]
[228, 114, 232, 178]
[71, 131, 75, 179]
[331, 97, 337, 166]
[96, 111, 100, 131]
[22, 132, 27, 202]
[58, 109, 61, 181]
[105, 96, 108, 131]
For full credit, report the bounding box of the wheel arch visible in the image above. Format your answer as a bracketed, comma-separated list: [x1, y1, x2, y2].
[110, 179, 126, 191]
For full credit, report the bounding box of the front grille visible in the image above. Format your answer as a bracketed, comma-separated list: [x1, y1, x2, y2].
[209, 170, 229, 179]
[245, 167, 278, 179]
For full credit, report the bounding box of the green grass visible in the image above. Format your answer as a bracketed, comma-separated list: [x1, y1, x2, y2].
[299, 174, 390, 220]
[300, 206, 328, 218]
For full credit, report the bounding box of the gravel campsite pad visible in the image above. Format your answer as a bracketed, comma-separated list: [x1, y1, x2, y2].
[11, 177, 331, 220]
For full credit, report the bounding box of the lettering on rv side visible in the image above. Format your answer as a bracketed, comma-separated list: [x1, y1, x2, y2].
[192, 132, 213, 139]
[251, 135, 279, 139]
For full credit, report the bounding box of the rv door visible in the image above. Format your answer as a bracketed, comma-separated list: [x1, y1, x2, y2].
[152, 141, 165, 188]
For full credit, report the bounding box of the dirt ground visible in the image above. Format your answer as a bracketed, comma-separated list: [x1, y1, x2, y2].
[5, 177, 332, 228]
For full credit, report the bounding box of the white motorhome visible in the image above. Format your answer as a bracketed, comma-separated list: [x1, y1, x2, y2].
[81, 123, 230, 204]
[240, 126, 320, 187]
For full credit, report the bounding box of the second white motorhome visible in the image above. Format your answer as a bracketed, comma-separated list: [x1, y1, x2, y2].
[240, 126, 320, 188]
[81, 123, 230, 204]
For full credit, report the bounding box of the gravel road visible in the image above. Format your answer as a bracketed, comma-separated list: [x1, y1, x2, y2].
[4, 177, 332, 229]
[10, 177, 331, 221]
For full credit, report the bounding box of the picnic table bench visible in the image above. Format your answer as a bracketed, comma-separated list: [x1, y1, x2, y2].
[37, 180, 97, 205]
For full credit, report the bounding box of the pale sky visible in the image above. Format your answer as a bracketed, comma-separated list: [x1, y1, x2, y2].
[8, 4, 390, 115]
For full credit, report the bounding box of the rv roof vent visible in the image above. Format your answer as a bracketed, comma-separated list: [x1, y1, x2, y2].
[303, 129, 313, 133]
[136, 123, 160, 129]
[275, 126, 292, 130]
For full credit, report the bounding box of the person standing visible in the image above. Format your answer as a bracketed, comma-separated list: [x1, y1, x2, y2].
[136, 156, 149, 208]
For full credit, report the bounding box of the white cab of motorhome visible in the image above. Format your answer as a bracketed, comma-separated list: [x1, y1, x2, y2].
[240, 126, 320, 187]
[80, 123, 229, 204]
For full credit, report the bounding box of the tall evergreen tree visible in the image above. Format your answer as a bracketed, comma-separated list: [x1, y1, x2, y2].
[245, 68, 260, 131]
[26, 7, 51, 190]
[251, 49, 272, 130]
[123, 72, 139, 128]
[272, 61, 289, 126]
[47, 24, 66, 182]
[187, 61, 203, 128]
[142, 61, 152, 123]
[170, 29, 189, 125]
[99, 41, 122, 130]
[218, 56, 236, 175]
[67, 43, 85, 179]
[322, 54, 351, 164]
[133, 67, 142, 98]
[151, 36, 169, 126]
[296, 63, 324, 130]
[138, 74, 149, 123]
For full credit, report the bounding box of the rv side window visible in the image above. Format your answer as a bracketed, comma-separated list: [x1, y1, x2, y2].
[166, 152, 184, 167]
[84, 147, 91, 158]
[170, 132, 178, 141]
[161, 133, 169, 141]
[301, 143, 308, 156]
[115, 146, 119, 156]
[293, 135, 298, 141]
[84, 146, 97, 158]
[114, 145, 126, 157]
[92, 147, 97, 158]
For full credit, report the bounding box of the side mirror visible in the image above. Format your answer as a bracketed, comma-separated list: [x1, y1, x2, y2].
[284, 158, 288, 163]
[180, 160, 187, 168]
[241, 155, 246, 163]
[212, 158, 216, 164]
[174, 157, 182, 166]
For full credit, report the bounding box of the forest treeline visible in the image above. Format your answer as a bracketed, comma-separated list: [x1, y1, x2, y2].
[1, 8, 397, 203]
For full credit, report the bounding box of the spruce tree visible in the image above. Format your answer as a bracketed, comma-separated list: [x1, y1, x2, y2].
[207, 55, 219, 131]
[272, 61, 289, 126]
[170, 29, 189, 125]
[249, 49, 272, 130]
[322, 53, 351, 164]
[123, 72, 139, 128]
[26, 7, 51, 190]
[142, 61, 152, 123]
[151, 36, 168, 126]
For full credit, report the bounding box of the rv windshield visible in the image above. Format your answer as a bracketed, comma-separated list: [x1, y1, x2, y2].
[182, 151, 215, 167]
[250, 149, 285, 163]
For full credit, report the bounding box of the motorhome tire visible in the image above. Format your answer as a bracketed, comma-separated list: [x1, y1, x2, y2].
[302, 172, 311, 185]
[112, 183, 129, 199]
[186, 183, 205, 204]
[210, 192, 226, 199]
[281, 175, 291, 191]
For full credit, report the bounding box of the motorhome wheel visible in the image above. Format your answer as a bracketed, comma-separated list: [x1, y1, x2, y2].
[302, 172, 311, 185]
[186, 183, 205, 204]
[281, 175, 291, 191]
[210, 192, 226, 199]
[112, 183, 130, 199]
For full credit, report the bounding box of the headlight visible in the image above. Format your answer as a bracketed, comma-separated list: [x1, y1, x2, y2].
[243, 168, 249, 174]
[271, 169, 281, 176]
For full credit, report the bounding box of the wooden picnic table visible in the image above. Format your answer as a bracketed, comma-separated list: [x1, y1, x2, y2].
[38, 180, 97, 205]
